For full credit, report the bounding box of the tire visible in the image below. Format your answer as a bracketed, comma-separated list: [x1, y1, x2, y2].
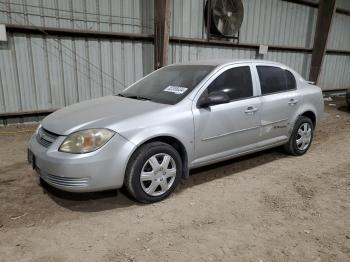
[124, 142, 182, 203]
[283, 116, 314, 156]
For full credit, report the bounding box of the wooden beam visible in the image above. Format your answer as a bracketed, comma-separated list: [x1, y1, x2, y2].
[170, 36, 313, 53]
[154, 0, 171, 69]
[5, 24, 154, 41]
[6, 24, 350, 58]
[326, 49, 350, 56]
[282, 0, 318, 8]
[309, 0, 336, 83]
[283, 0, 350, 17]
[336, 8, 350, 16]
[206, 0, 212, 41]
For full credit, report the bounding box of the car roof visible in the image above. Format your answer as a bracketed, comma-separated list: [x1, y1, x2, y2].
[170, 59, 287, 68]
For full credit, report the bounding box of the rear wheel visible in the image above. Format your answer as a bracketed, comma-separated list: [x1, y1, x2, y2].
[283, 116, 314, 156]
[125, 142, 182, 203]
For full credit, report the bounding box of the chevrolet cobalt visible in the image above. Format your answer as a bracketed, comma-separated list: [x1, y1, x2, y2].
[28, 60, 324, 203]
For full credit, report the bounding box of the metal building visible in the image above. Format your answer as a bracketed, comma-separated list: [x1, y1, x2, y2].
[0, 0, 349, 124]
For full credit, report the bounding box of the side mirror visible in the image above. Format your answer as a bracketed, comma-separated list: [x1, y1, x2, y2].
[197, 91, 230, 108]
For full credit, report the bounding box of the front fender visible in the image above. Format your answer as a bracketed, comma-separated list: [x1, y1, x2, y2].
[125, 126, 194, 163]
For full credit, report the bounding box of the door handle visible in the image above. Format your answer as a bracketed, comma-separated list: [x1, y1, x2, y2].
[245, 106, 258, 114]
[288, 98, 298, 106]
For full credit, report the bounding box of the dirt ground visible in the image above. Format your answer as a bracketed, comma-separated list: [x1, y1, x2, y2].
[0, 97, 349, 262]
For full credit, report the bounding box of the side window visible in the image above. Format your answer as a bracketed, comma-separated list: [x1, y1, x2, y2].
[206, 66, 253, 101]
[257, 66, 296, 95]
[285, 70, 296, 90]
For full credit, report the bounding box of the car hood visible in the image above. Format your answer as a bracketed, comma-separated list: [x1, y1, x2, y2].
[42, 96, 167, 135]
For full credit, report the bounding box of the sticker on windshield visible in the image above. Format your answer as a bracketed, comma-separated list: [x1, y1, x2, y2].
[163, 86, 188, 95]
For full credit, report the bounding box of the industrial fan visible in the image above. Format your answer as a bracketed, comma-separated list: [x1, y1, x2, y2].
[204, 0, 244, 39]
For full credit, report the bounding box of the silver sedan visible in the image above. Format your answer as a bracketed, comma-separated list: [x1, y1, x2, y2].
[28, 59, 324, 203]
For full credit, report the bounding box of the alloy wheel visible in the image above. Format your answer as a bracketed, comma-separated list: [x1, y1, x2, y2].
[140, 153, 177, 196]
[296, 123, 312, 151]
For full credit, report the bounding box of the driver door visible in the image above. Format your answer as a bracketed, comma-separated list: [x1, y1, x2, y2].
[191, 64, 262, 166]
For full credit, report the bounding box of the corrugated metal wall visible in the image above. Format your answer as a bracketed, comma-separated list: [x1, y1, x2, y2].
[169, 0, 349, 91]
[320, 4, 350, 90]
[170, 0, 317, 48]
[168, 44, 256, 63]
[0, 0, 154, 34]
[170, 0, 205, 39]
[319, 55, 350, 91]
[327, 13, 350, 51]
[235, 0, 317, 48]
[168, 43, 311, 79]
[336, 0, 350, 10]
[0, 0, 349, 123]
[170, 0, 315, 83]
[0, 0, 154, 119]
[0, 34, 153, 113]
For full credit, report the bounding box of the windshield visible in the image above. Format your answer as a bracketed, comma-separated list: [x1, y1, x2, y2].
[119, 65, 215, 105]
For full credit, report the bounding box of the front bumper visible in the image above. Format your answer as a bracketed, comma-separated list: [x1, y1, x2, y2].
[28, 131, 135, 192]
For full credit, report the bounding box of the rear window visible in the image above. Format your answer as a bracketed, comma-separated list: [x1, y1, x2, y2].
[257, 66, 296, 95]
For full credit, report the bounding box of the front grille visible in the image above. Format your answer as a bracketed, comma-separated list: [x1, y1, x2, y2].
[36, 127, 59, 148]
[45, 174, 89, 187]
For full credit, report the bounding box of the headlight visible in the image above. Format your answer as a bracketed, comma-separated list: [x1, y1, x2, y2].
[59, 129, 115, 153]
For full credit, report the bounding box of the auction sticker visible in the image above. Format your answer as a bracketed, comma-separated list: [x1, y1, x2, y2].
[163, 86, 188, 94]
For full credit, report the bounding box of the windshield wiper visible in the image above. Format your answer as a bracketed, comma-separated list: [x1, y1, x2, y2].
[117, 93, 151, 101]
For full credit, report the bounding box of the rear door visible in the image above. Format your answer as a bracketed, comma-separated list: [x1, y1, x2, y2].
[254, 64, 301, 147]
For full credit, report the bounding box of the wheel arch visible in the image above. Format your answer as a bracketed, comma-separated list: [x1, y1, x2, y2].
[300, 110, 317, 127]
[126, 135, 190, 180]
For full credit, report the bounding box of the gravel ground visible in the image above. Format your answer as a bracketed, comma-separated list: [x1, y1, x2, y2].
[0, 97, 349, 262]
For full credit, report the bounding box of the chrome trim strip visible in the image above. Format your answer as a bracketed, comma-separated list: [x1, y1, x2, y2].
[44, 174, 89, 187]
[261, 118, 288, 127]
[38, 128, 57, 142]
[202, 126, 260, 141]
[202, 118, 289, 142]
[36, 127, 59, 147]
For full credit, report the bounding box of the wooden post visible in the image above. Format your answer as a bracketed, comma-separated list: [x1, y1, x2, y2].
[206, 0, 212, 41]
[309, 0, 336, 83]
[154, 0, 171, 69]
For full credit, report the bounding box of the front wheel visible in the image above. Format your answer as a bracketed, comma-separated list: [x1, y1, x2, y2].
[283, 116, 314, 156]
[124, 142, 182, 203]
